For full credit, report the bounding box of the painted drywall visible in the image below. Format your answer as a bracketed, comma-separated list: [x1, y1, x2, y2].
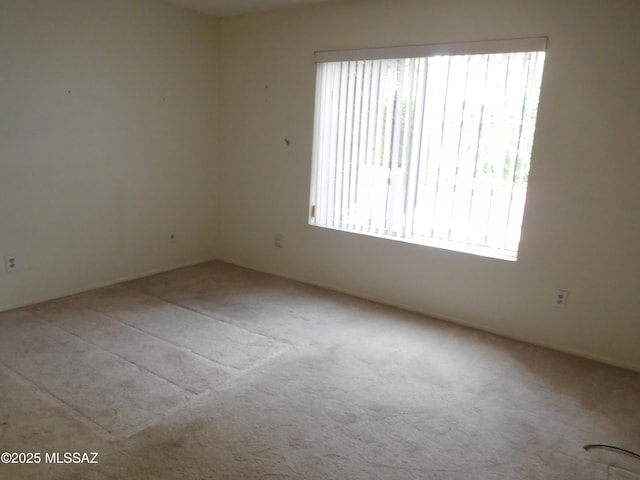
[0, 0, 220, 310]
[217, 0, 640, 370]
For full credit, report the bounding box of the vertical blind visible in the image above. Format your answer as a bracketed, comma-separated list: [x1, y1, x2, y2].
[309, 39, 546, 260]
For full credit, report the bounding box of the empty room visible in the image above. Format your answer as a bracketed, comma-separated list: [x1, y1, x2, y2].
[1, 0, 639, 478]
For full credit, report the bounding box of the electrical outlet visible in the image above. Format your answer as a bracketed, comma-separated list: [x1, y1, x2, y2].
[4, 255, 18, 272]
[554, 289, 569, 308]
[273, 234, 284, 248]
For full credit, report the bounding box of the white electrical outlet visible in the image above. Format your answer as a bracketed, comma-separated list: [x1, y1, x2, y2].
[4, 255, 18, 272]
[273, 234, 284, 248]
[554, 289, 569, 308]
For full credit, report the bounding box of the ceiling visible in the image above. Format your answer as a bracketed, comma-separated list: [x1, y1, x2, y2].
[162, 0, 347, 17]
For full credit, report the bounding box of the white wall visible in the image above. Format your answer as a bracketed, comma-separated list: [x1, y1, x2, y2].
[0, 0, 220, 310]
[218, 0, 640, 370]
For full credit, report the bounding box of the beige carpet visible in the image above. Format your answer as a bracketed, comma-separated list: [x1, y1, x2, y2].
[0, 260, 639, 479]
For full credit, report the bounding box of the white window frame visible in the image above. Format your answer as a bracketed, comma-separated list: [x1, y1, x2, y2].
[309, 37, 547, 260]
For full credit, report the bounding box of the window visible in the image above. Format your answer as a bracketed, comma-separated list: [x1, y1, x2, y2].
[309, 38, 546, 260]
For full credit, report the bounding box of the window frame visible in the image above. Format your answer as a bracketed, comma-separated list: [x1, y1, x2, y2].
[309, 37, 547, 261]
